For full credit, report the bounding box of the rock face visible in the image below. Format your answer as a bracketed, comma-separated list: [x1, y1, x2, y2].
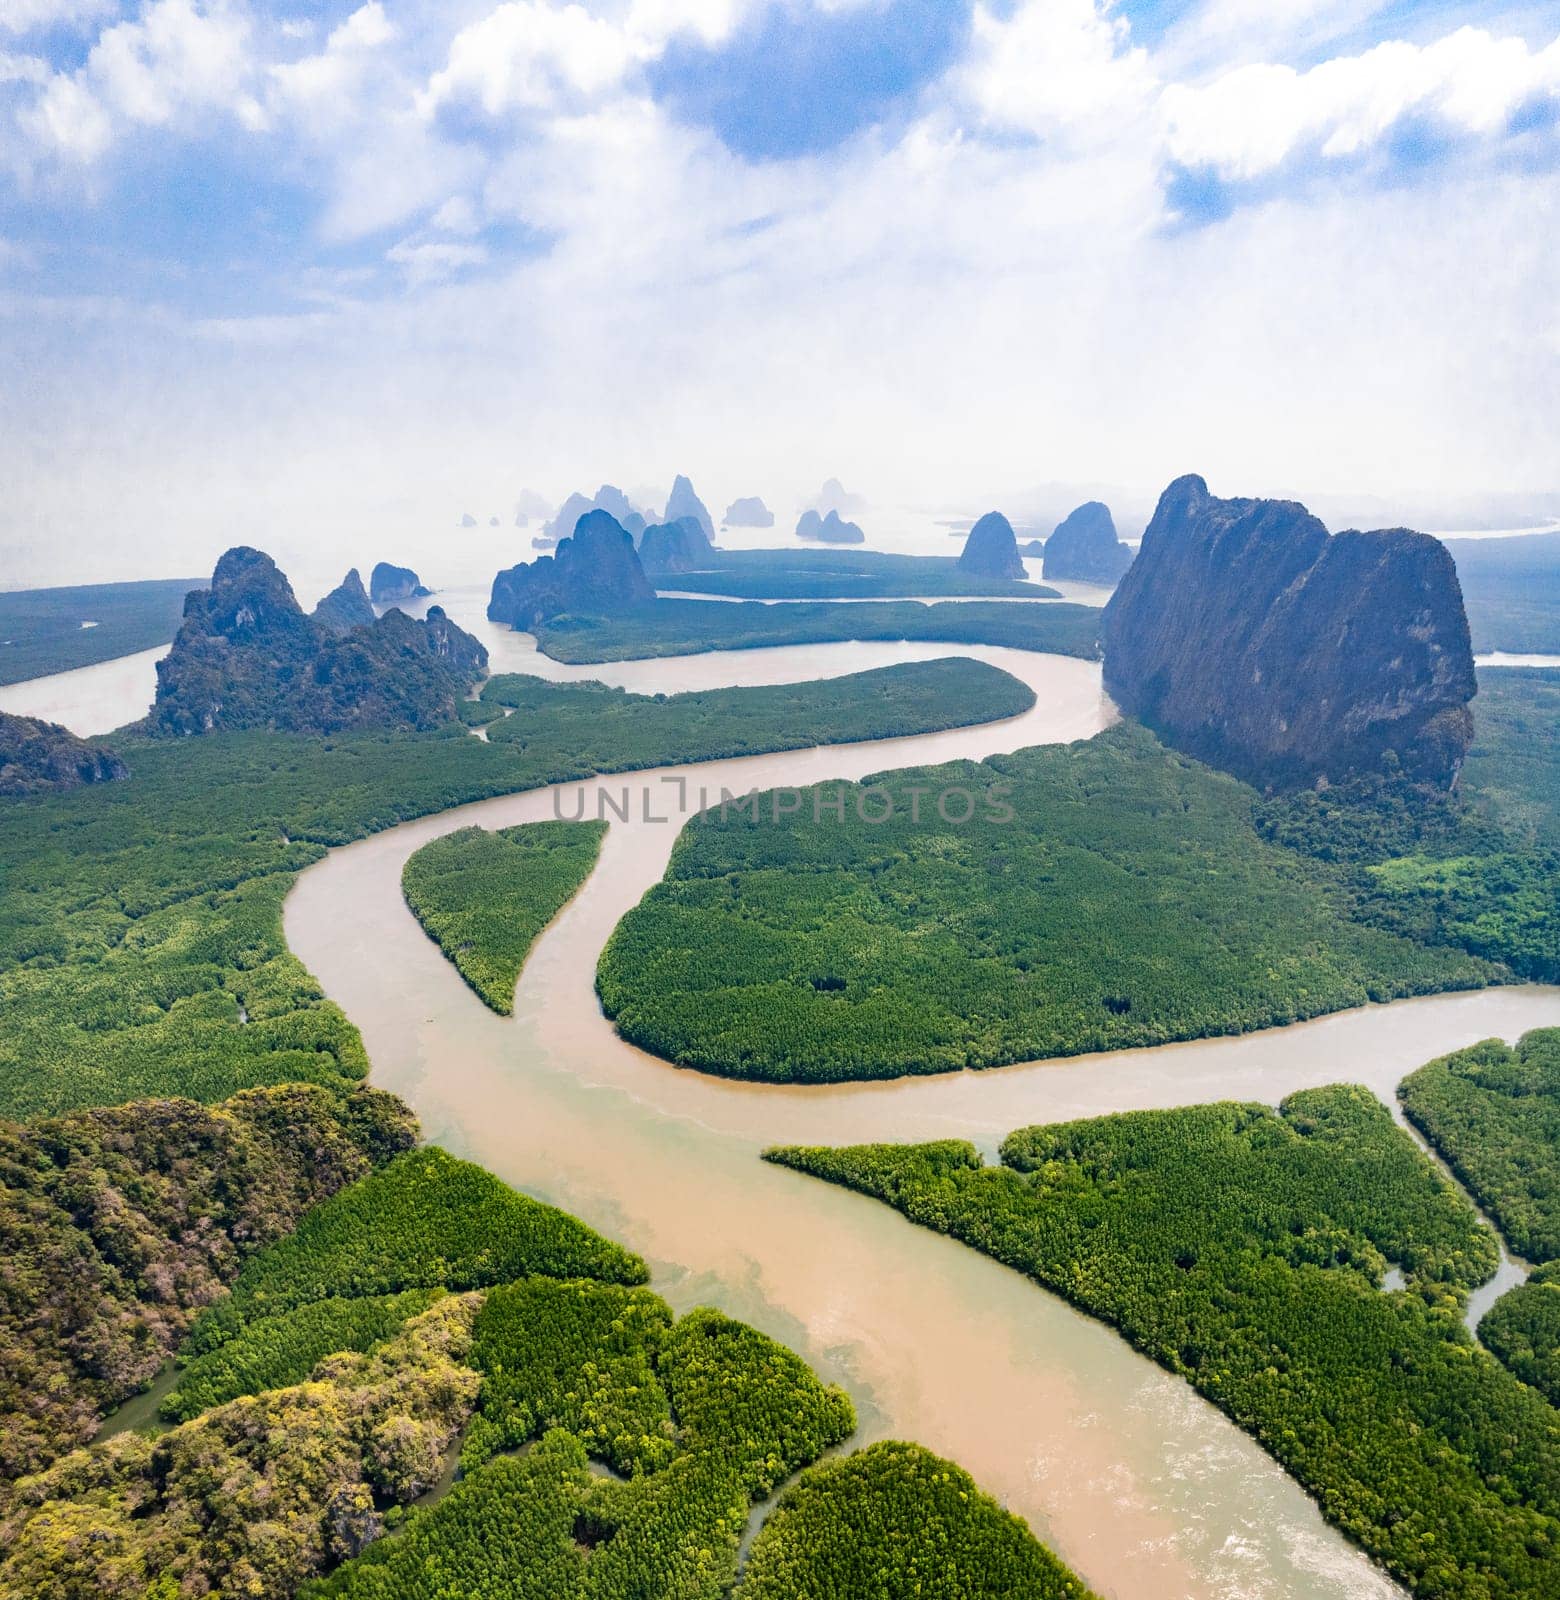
[151, 548, 486, 736]
[0, 712, 127, 796]
[369, 563, 431, 604]
[639, 516, 714, 574]
[796, 508, 865, 544]
[488, 510, 655, 629]
[957, 512, 1025, 580]
[1043, 502, 1133, 585]
[1101, 475, 1477, 790]
[723, 496, 774, 528]
[311, 569, 377, 635]
[664, 475, 715, 542]
[1020, 539, 1046, 557]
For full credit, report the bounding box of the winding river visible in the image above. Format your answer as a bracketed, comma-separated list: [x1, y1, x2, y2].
[271, 619, 1560, 1600]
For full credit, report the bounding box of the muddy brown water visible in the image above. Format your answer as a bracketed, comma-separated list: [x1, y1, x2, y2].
[282, 631, 1560, 1600]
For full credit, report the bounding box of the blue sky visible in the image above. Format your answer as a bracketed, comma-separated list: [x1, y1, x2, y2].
[1, 0, 1557, 583]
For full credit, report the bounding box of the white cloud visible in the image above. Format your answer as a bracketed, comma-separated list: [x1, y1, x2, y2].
[0, 0, 117, 36]
[15, 0, 257, 165]
[1163, 26, 1560, 179]
[385, 237, 489, 283]
[956, 0, 1156, 137]
[419, 1, 649, 119]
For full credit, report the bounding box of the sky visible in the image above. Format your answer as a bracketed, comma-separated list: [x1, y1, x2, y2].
[2, 0, 1558, 587]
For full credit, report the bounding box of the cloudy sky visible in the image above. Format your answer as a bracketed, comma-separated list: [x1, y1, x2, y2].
[2, 0, 1558, 586]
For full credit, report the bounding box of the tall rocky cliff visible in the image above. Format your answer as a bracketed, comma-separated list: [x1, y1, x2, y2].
[488, 510, 655, 629]
[151, 548, 486, 736]
[1101, 475, 1476, 790]
[1043, 502, 1133, 585]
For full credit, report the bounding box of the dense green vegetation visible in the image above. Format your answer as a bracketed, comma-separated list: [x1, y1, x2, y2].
[461, 1279, 675, 1474]
[402, 821, 607, 1012]
[1482, 1263, 1560, 1405]
[736, 1441, 1097, 1600]
[161, 1289, 444, 1422]
[1359, 849, 1559, 980]
[480, 657, 1033, 762]
[1249, 683, 1560, 983]
[5, 1133, 866, 1600]
[1464, 667, 1560, 847]
[0, 658, 1024, 1120]
[0, 577, 193, 686]
[530, 597, 1101, 663]
[187, 1147, 647, 1352]
[655, 547, 1056, 600]
[1399, 1031, 1560, 1263]
[0, 1295, 485, 1599]
[768, 1086, 1560, 1600]
[0, 1083, 413, 1479]
[308, 1300, 858, 1600]
[599, 724, 1495, 1083]
[1399, 1031, 1560, 1411]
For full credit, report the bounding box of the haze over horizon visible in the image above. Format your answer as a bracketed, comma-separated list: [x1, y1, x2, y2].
[3, 0, 1559, 587]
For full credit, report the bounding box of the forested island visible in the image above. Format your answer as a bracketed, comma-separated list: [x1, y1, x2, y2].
[597, 723, 1509, 1083]
[766, 1074, 1560, 1600]
[532, 597, 1100, 662]
[402, 820, 608, 1012]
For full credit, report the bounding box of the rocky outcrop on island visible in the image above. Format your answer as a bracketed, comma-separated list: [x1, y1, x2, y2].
[369, 562, 431, 604]
[957, 512, 1026, 580]
[1043, 502, 1133, 585]
[311, 568, 377, 635]
[545, 486, 646, 542]
[1, 712, 127, 796]
[1101, 475, 1477, 790]
[460, 513, 477, 528]
[1020, 539, 1046, 557]
[488, 510, 655, 629]
[723, 496, 774, 528]
[796, 508, 866, 544]
[639, 515, 715, 574]
[665, 475, 715, 542]
[150, 548, 486, 737]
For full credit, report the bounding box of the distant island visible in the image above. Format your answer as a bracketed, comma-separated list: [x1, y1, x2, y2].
[723, 495, 774, 528]
[1042, 502, 1133, 585]
[489, 509, 654, 628]
[957, 511, 1025, 580]
[639, 515, 715, 574]
[1102, 474, 1475, 789]
[797, 508, 865, 544]
[545, 485, 646, 542]
[664, 474, 716, 541]
[369, 562, 431, 604]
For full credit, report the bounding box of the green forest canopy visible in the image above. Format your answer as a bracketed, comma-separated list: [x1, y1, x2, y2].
[402, 820, 607, 1013]
[598, 723, 1496, 1083]
[767, 1084, 1560, 1600]
[0, 657, 1026, 1119]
